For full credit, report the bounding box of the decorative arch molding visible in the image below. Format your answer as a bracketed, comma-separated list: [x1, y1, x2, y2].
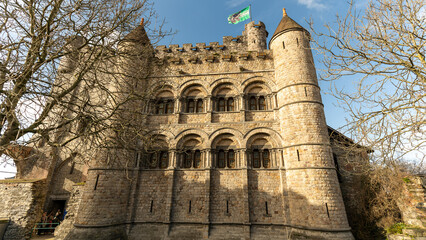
[174, 128, 209, 149]
[149, 81, 179, 97]
[178, 79, 209, 96]
[209, 77, 241, 92]
[243, 127, 283, 148]
[241, 76, 275, 93]
[208, 128, 244, 148]
[145, 129, 176, 148]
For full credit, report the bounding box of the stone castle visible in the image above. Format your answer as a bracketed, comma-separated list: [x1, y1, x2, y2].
[1, 9, 369, 240]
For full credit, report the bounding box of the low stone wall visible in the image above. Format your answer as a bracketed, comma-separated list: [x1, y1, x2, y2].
[54, 184, 84, 240]
[0, 179, 46, 240]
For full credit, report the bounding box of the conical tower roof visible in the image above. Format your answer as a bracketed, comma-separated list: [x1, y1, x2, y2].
[269, 9, 309, 45]
[122, 18, 150, 45]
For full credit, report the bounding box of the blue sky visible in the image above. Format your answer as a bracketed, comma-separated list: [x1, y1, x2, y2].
[153, 0, 360, 129]
[0, 0, 361, 179]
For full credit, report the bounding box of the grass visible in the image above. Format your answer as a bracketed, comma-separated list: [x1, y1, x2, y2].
[0, 178, 45, 184]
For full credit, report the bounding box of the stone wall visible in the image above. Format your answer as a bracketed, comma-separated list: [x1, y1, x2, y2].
[0, 179, 46, 240]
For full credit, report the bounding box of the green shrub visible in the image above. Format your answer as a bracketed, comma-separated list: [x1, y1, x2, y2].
[386, 222, 406, 234]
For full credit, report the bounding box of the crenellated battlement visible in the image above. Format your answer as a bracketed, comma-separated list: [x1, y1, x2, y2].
[154, 21, 268, 60]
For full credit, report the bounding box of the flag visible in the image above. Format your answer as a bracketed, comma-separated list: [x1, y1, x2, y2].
[228, 6, 250, 24]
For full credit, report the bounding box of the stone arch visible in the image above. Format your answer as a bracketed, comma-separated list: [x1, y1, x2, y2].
[174, 128, 209, 149]
[150, 81, 178, 98]
[146, 129, 176, 148]
[242, 79, 273, 94]
[208, 128, 243, 148]
[243, 127, 283, 148]
[179, 79, 208, 97]
[210, 77, 241, 93]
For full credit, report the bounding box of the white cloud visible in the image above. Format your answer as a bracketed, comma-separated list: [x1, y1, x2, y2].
[226, 0, 250, 8]
[297, 0, 326, 10]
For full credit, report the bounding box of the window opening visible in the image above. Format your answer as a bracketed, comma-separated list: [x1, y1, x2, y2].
[166, 101, 174, 114]
[258, 96, 265, 110]
[69, 162, 75, 174]
[194, 150, 201, 168]
[218, 98, 225, 112]
[184, 150, 192, 168]
[149, 153, 158, 168]
[282, 41, 285, 49]
[227, 150, 235, 168]
[262, 150, 270, 168]
[187, 99, 195, 113]
[196, 99, 203, 113]
[265, 201, 269, 215]
[297, 149, 300, 161]
[304, 87, 307, 97]
[227, 98, 234, 111]
[253, 149, 261, 168]
[249, 96, 257, 110]
[160, 151, 168, 169]
[94, 174, 100, 190]
[189, 200, 192, 213]
[156, 101, 164, 114]
[218, 150, 226, 168]
[296, 38, 299, 47]
[226, 200, 229, 213]
[150, 200, 154, 213]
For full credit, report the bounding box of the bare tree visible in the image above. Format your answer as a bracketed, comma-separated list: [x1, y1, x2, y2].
[311, 0, 425, 237]
[0, 0, 172, 169]
[311, 0, 425, 167]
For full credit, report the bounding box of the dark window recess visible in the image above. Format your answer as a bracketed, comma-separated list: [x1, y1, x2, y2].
[218, 150, 226, 168]
[333, 153, 343, 183]
[196, 99, 204, 113]
[258, 96, 265, 110]
[187, 99, 195, 113]
[94, 174, 100, 190]
[69, 162, 75, 174]
[150, 200, 154, 213]
[326, 203, 330, 218]
[282, 41, 285, 49]
[253, 149, 261, 168]
[218, 98, 226, 112]
[226, 200, 229, 213]
[304, 87, 307, 97]
[184, 150, 192, 168]
[262, 150, 270, 168]
[297, 149, 300, 161]
[189, 200, 192, 213]
[194, 150, 201, 168]
[227, 150, 235, 168]
[160, 151, 168, 169]
[249, 96, 257, 110]
[227, 98, 234, 111]
[265, 201, 269, 215]
[296, 38, 299, 47]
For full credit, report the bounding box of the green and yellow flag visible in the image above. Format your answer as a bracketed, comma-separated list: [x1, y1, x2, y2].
[228, 6, 251, 24]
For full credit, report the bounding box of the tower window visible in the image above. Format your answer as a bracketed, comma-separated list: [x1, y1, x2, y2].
[262, 149, 270, 168]
[184, 150, 192, 168]
[193, 150, 201, 168]
[187, 99, 195, 113]
[296, 38, 299, 47]
[258, 96, 265, 110]
[249, 96, 257, 110]
[282, 41, 285, 49]
[227, 98, 234, 111]
[227, 150, 235, 168]
[159, 151, 168, 169]
[218, 150, 226, 168]
[218, 98, 226, 112]
[156, 101, 164, 114]
[253, 149, 261, 168]
[196, 99, 204, 113]
[166, 101, 174, 114]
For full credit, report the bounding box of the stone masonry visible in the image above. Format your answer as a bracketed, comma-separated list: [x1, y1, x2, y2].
[2, 9, 367, 240]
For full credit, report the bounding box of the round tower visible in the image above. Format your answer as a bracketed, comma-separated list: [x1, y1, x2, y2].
[270, 9, 354, 239]
[245, 21, 268, 52]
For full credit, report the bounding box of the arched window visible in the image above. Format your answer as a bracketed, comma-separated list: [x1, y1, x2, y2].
[194, 150, 201, 168]
[249, 96, 257, 110]
[149, 153, 158, 169]
[160, 151, 168, 169]
[156, 101, 165, 114]
[258, 96, 266, 110]
[227, 150, 235, 168]
[227, 98, 234, 111]
[262, 149, 270, 168]
[218, 150, 226, 168]
[252, 149, 261, 168]
[165, 101, 174, 114]
[184, 150, 192, 168]
[196, 99, 204, 113]
[218, 98, 226, 112]
[187, 99, 195, 113]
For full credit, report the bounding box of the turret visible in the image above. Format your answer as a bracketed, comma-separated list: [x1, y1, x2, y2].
[270, 9, 354, 239]
[58, 36, 86, 73]
[244, 21, 268, 51]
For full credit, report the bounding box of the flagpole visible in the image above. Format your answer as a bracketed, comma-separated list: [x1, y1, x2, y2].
[249, 4, 252, 22]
